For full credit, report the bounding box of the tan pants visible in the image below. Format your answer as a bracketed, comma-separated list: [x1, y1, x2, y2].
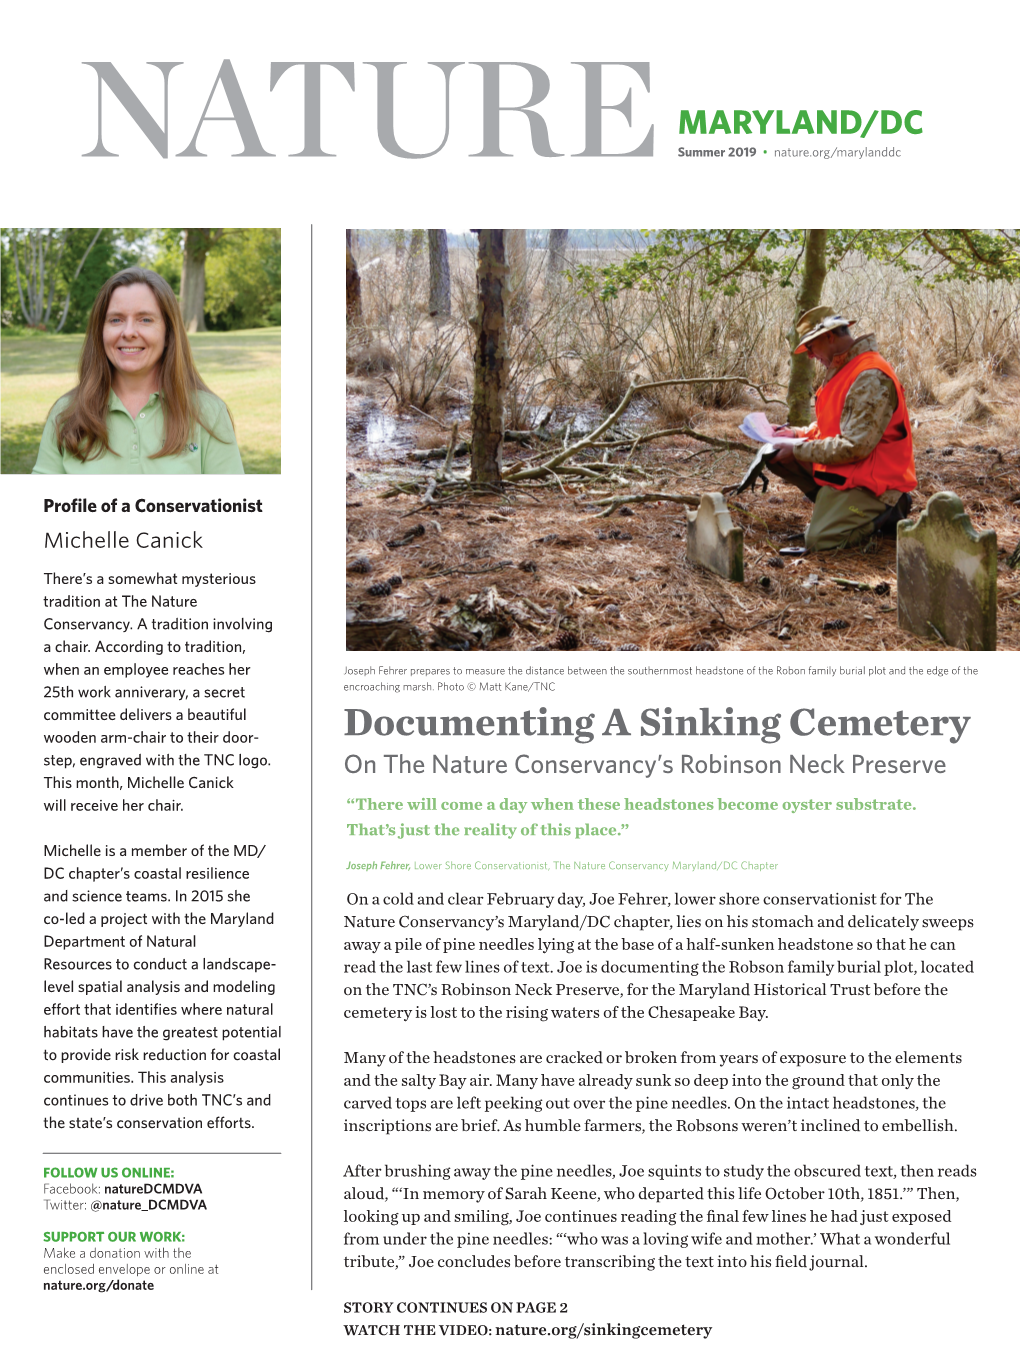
[765, 456, 890, 551]
[805, 486, 888, 551]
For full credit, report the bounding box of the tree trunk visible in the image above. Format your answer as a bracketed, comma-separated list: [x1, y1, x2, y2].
[427, 230, 451, 317]
[180, 230, 210, 333]
[12, 227, 101, 331]
[547, 229, 569, 277]
[410, 229, 425, 257]
[346, 228, 362, 320]
[470, 230, 508, 488]
[13, 229, 61, 328]
[786, 228, 829, 425]
[11, 231, 38, 326]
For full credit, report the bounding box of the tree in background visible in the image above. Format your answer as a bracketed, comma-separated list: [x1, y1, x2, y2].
[178, 229, 229, 332]
[785, 229, 828, 425]
[585, 229, 1020, 424]
[5, 228, 103, 332]
[393, 229, 425, 259]
[427, 230, 450, 317]
[547, 229, 569, 277]
[470, 230, 508, 488]
[2, 229, 161, 332]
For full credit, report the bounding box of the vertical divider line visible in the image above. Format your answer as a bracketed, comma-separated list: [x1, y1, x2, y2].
[309, 222, 315, 1292]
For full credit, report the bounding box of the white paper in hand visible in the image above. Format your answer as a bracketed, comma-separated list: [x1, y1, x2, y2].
[739, 412, 806, 449]
[739, 412, 778, 443]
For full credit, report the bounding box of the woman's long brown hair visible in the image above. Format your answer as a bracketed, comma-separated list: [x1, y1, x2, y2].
[55, 267, 225, 461]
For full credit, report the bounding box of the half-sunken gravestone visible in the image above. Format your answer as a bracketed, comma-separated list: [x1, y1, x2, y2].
[685, 493, 744, 582]
[897, 492, 997, 650]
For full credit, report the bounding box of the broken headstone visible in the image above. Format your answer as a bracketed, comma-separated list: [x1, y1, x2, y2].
[685, 493, 744, 582]
[897, 492, 997, 650]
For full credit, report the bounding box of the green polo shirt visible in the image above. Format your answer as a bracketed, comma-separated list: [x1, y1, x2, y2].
[32, 390, 245, 475]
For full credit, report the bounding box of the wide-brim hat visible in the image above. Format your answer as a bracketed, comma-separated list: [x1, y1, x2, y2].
[793, 305, 858, 354]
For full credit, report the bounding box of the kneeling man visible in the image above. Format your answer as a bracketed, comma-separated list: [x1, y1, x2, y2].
[774, 307, 916, 551]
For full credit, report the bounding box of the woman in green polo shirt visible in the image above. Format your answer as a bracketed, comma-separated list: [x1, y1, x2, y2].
[32, 267, 244, 475]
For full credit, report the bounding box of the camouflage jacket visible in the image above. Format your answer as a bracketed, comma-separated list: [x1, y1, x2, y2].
[794, 336, 904, 505]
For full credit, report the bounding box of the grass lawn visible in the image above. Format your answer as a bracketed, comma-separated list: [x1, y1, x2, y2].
[1, 328, 281, 474]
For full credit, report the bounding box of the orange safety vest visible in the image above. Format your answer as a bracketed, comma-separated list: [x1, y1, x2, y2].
[810, 351, 916, 496]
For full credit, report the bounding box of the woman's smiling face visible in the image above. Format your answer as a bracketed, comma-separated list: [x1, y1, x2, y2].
[103, 282, 166, 382]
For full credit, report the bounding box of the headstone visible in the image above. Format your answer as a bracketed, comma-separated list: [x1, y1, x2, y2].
[685, 493, 744, 582]
[896, 492, 996, 650]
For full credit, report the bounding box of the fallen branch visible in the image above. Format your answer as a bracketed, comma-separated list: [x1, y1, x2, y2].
[591, 492, 700, 517]
[410, 560, 515, 580]
[670, 427, 759, 455]
[593, 427, 758, 459]
[503, 428, 548, 444]
[410, 442, 468, 462]
[380, 480, 425, 498]
[503, 377, 763, 484]
[574, 461, 649, 475]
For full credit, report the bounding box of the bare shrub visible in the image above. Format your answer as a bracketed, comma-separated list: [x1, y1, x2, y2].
[380, 322, 461, 412]
[357, 249, 463, 411]
[505, 247, 583, 426]
[568, 288, 646, 409]
[826, 257, 1020, 408]
[627, 267, 787, 412]
[642, 348, 696, 426]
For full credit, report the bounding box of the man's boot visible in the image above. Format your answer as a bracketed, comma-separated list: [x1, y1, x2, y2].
[870, 493, 912, 536]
